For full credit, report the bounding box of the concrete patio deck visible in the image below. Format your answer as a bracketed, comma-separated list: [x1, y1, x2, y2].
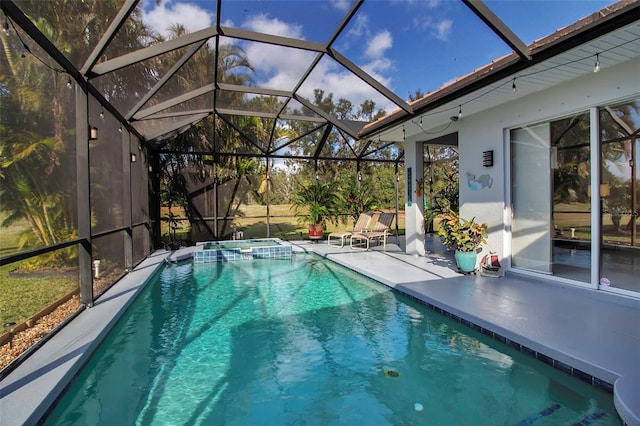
[1, 236, 638, 425]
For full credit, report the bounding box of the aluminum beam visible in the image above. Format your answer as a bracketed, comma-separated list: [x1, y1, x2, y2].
[81, 0, 139, 74]
[329, 47, 412, 113]
[220, 26, 325, 52]
[90, 26, 218, 76]
[144, 113, 208, 141]
[126, 41, 206, 120]
[133, 84, 215, 120]
[294, 94, 358, 139]
[463, 0, 531, 60]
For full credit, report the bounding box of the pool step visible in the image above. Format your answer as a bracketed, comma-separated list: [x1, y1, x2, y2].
[515, 404, 607, 426]
[515, 403, 561, 425]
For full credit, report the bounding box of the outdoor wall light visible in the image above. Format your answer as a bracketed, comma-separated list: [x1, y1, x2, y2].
[482, 150, 494, 167]
[594, 53, 601, 73]
[89, 126, 98, 140]
[130, 152, 137, 163]
[4, 321, 16, 334]
[4, 321, 17, 349]
[66, 77, 72, 89]
[2, 19, 10, 37]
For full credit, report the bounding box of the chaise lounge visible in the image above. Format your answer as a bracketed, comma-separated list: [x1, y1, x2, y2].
[350, 212, 395, 251]
[327, 212, 372, 247]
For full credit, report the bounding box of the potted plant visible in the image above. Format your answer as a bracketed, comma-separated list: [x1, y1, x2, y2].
[437, 210, 488, 273]
[292, 181, 338, 239]
[339, 178, 377, 225]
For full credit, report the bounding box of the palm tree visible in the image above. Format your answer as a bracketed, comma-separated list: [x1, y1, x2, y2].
[1, 0, 152, 253]
[158, 27, 258, 239]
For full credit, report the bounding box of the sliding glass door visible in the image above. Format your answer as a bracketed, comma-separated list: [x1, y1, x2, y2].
[510, 124, 553, 274]
[511, 112, 592, 282]
[510, 99, 639, 295]
[599, 100, 640, 293]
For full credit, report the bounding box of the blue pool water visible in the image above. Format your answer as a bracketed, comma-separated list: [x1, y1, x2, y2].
[44, 255, 618, 425]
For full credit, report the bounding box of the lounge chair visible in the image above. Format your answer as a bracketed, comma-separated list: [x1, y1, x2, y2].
[350, 212, 395, 251]
[327, 213, 372, 247]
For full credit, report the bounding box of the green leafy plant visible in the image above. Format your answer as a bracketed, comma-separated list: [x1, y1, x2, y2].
[339, 178, 377, 223]
[292, 181, 338, 226]
[437, 210, 488, 252]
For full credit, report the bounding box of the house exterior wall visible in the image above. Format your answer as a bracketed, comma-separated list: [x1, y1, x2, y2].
[462, 56, 639, 266]
[410, 56, 640, 270]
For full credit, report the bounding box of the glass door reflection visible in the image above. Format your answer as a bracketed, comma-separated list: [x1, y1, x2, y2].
[599, 100, 640, 293]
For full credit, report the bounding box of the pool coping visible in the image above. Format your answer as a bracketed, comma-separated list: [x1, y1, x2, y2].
[1, 242, 638, 425]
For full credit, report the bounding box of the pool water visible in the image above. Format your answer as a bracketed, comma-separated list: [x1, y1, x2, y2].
[44, 255, 618, 425]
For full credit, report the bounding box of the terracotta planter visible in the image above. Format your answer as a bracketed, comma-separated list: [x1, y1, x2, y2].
[308, 223, 324, 237]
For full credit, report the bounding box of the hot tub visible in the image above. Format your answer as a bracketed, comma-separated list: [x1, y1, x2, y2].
[193, 238, 292, 263]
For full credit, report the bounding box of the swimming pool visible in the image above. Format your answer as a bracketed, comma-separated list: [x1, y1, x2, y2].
[44, 254, 618, 425]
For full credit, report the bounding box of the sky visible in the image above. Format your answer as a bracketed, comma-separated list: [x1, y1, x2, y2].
[139, 0, 617, 115]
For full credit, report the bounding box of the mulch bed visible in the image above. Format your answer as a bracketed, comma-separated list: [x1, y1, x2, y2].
[0, 268, 124, 372]
[0, 295, 81, 371]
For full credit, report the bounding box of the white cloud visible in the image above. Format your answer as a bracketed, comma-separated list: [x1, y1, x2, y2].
[347, 14, 370, 39]
[363, 58, 393, 77]
[141, 2, 396, 116]
[330, 0, 352, 12]
[246, 42, 316, 90]
[243, 13, 303, 39]
[365, 31, 392, 59]
[237, 15, 310, 90]
[296, 59, 395, 114]
[435, 19, 452, 41]
[142, 0, 213, 38]
[412, 15, 452, 41]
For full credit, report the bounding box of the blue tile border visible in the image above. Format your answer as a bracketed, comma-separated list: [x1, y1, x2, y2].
[193, 239, 292, 263]
[398, 290, 615, 395]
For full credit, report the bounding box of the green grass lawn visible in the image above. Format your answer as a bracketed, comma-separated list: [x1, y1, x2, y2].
[161, 204, 406, 242]
[0, 213, 31, 257]
[0, 265, 79, 327]
[1, 212, 80, 326]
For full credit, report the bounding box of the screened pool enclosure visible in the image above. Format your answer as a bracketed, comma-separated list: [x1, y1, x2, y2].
[2, 0, 639, 376]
